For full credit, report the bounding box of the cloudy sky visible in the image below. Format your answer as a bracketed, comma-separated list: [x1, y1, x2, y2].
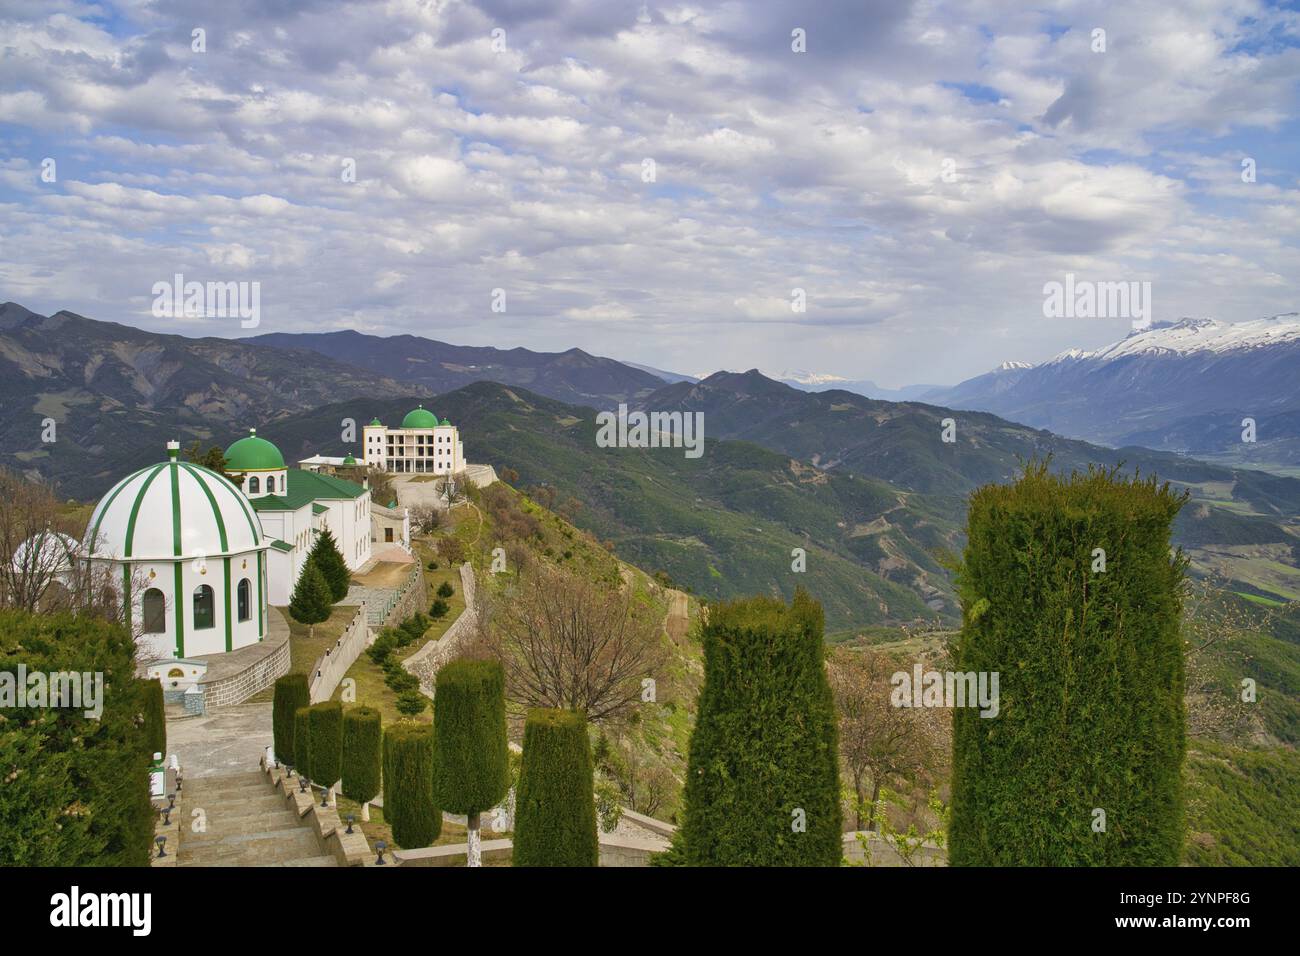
[2, 0, 1299, 387]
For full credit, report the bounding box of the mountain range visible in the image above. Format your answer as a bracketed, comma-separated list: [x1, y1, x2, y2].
[4, 302, 1299, 629]
[921, 316, 1300, 470]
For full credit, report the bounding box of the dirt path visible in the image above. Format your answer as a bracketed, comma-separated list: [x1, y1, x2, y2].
[664, 588, 689, 643]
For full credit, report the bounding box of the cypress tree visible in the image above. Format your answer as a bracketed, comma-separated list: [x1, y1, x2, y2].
[680, 588, 841, 866]
[434, 659, 509, 867]
[140, 678, 166, 758]
[272, 673, 310, 770]
[513, 709, 598, 867]
[309, 527, 352, 602]
[293, 706, 313, 782]
[950, 463, 1187, 865]
[289, 558, 333, 639]
[342, 706, 382, 820]
[382, 723, 440, 849]
[308, 700, 343, 794]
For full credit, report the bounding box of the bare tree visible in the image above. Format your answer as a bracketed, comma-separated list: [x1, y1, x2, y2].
[408, 503, 442, 536]
[480, 563, 666, 722]
[0, 468, 80, 612]
[827, 647, 943, 831]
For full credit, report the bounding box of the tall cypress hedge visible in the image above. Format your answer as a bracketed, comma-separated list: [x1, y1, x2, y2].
[0, 610, 154, 866]
[308, 700, 343, 787]
[140, 678, 166, 758]
[293, 706, 313, 781]
[434, 659, 509, 865]
[382, 723, 440, 848]
[273, 673, 310, 769]
[342, 706, 382, 805]
[433, 659, 509, 814]
[950, 462, 1188, 866]
[680, 589, 841, 866]
[513, 709, 598, 867]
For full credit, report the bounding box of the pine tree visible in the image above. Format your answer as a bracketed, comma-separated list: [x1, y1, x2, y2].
[513, 709, 598, 867]
[383, 723, 440, 849]
[434, 659, 509, 867]
[309, 527, 351, 602]
[949, 462, 1187, 865]
[293, 706, 313, 782]
[308, 700, 344, 802]
[288, 558, 332, 639]
[680, 588, 841, 866]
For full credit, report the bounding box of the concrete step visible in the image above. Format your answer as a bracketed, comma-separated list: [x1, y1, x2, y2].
[271, 855, 339, 867]
[179, 825, 323, 866]
[184, 771, 271, 795]
[182, 811, 304, 843]
[181, 792, 289, 816]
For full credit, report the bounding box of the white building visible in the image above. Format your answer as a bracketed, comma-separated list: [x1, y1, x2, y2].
[81, 431, 376, 661]
[363, 405, 464, 475]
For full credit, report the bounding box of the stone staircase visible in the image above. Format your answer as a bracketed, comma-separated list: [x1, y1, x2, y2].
[177, 771, 337, 867]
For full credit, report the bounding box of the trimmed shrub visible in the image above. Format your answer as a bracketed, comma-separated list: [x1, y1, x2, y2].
[437, 580, 455, 599]
[396, 690, 428, 717]
[513, 709, 598, 866]
[341, 707, 382, 805]
[433, 659, 510, 816]
[140, 678, 166, 758]
[272, 673, 310, 768]
[0, 610, 154, 866]
[294, 706, 313, 781]
[382, 723, 440, 848]
[308, 700, 343, 786]
[950, 463, 1188, 866]
[680, 589, 841, 866]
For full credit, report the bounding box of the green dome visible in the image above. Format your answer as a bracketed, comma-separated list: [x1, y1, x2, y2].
[369, 417, 382, 427]
[401, 405, 439, 429]
[440, 418, 451, 426]
[343, 454, 357, 466]
[224, 428, 286, 471]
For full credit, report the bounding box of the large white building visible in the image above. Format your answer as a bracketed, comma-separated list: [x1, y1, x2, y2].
[363, 405, 464, 475]
[82, 430, 374, 661]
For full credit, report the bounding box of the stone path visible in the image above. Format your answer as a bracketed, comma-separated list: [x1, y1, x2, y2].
[177, 771, 336, 867]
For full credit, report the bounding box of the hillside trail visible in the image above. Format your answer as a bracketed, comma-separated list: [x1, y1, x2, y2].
[664, 588, 689, 644]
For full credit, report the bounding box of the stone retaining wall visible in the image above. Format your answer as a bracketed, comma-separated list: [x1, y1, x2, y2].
[198, 608, 292, 710]
[309, 605, 369, 703]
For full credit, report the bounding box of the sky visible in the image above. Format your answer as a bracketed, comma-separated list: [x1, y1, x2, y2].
[1, 0, 1299, 387]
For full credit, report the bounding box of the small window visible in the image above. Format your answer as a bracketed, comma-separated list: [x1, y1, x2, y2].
[237, 578, 251, 622]
[143, 587, 166, 634]
[193, 584, 215, 630]
[249, 476, 260, 494]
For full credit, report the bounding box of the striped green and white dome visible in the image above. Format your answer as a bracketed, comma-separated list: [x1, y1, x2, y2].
[85, 442, 263, 561]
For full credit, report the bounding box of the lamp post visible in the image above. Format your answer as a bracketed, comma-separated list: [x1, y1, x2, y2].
[375, 840, 387, 866]
[155, 835, 167, 858]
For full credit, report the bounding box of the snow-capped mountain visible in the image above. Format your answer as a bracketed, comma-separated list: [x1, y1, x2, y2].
[921, 315, 1300, 466]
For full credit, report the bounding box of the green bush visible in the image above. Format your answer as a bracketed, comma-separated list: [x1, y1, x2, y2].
[950, 463, 1188, 866]
[434, 659, 509, 815]
[272, 673, 310, 768]
[680, 589, 841, 866]
[429, 598, 450, 619]
[140, 678, 166, 758]
[0, 610, 154, 865]
[396, 690, 428, 717]
[294, 706, 313, 781]
[382, 722, 440, 848]
[437, 580, 455, 599]
[367, 631, 397, 663]
[513, 709, 598, 866]
[341, 707, 382, 805]
[308, 700, 343, 786]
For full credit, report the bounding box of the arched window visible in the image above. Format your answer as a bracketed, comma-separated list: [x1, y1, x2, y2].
[249, 476, 260, 494]
[237, 578, 251, 622]
[270, 475, 278, 493]
[193, 584, 215, 630]
[143, 588, 166, 634]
